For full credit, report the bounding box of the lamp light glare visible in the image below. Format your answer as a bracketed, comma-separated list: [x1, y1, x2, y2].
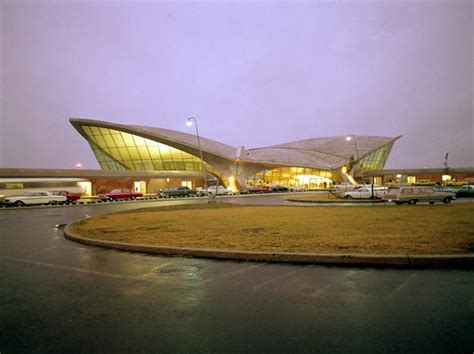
[345, 136, 352, 141]
[75, 163, 82, 169]
[186, 120, 193, 127]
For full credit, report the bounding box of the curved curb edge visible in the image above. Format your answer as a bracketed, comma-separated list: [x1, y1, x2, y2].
[286, 198, 383, 204]
[63, 225, 474, 269]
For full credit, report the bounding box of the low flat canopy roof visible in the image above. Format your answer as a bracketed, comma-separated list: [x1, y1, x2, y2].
[355, 167, 474, 177]
[0, 168, 203, 180]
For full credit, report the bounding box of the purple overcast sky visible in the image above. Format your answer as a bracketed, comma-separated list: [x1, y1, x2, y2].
[0, 0, 472, 170]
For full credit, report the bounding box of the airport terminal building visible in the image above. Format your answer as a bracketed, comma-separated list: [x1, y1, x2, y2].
[1, 118, 473, 197]
[69, 118, 401, 192]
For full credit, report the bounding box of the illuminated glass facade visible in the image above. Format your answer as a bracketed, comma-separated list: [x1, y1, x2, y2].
[82, 126, 208, 172]
[355, 143, 394, 171]
[247, 167, 333, 189]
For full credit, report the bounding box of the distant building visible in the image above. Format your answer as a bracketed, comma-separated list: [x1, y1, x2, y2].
[70, 118, 401, 191]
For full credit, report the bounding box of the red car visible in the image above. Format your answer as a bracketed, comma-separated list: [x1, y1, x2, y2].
[99, 189, 143, 201]
[244, 185, 272, 194]
[53, 191, 82, 203]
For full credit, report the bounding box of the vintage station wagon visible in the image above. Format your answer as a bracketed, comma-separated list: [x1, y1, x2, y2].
[383, 186, 455, 205]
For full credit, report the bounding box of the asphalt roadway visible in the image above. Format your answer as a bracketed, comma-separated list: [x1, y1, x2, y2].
[1, 196, 473, 353]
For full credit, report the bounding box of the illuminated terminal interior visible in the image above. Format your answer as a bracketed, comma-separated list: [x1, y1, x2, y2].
[81, 126, 219, 178]
[247, 167, 333, 189]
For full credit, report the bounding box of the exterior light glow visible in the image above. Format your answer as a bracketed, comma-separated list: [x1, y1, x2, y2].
[75, 163, 82, 169]
[345, 134, 359, 159]
[186, 120, 193, 127]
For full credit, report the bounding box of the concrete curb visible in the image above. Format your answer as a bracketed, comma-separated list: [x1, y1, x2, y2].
[63, 225, 474, 269]
[286, 198, 383, 204]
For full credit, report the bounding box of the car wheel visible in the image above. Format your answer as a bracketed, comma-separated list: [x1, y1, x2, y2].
[15, 200, 25, 207]
[346, 195, 353, 199]
[49, 201, 58, 205]
[395, 201, 402, 205]
[408, 199, 417, 205]
[429, 201, 435, 205]
[443, 197, 451, 204]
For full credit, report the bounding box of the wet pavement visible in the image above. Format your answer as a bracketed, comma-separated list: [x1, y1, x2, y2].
[1, 197, 473, 353]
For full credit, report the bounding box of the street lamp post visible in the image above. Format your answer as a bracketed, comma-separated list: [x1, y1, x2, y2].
[345, 134, 360, 178]
[345, 134, 360, 160]
[186, 117, 207, 193]
[345, 134, 374, 197]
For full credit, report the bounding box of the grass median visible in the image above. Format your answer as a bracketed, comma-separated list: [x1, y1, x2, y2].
[69, 203, 474, 255]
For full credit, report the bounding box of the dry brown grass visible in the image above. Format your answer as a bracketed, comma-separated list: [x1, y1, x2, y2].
[70, 203, 474, 255]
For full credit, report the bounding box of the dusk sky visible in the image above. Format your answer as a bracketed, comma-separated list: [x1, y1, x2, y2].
[0, 0, 472, 170]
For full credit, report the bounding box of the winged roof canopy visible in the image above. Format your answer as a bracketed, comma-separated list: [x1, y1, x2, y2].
[70, 118, 401, 171]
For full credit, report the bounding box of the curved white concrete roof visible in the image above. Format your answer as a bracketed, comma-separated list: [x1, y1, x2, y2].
[70, 118, 401, 170]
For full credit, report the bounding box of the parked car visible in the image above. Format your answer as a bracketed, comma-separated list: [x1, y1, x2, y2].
[98, 189, 143, 201]
[455, 185, 474, 198]
[289, 185, 306, 192]
[242, 185, 271, 194]
[343, 187, 386, 199]
[52, 191, 82, 203]
[383, 186, 455, 205]
[271, 184, 289, 192]
[206, 186, 233, 195]
[3, 191, 67, 207]
[445, 181, 466, 187]
[159, 186, 197, 198]
[435, 186, 459, 194]
[411, 179, 437, 186]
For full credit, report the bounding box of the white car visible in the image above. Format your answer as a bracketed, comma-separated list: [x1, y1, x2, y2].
[206, 186, 233, 195]
[3, 191, 67, 207]
[289, 185, 306, 192]
[343, 187, 386, 199]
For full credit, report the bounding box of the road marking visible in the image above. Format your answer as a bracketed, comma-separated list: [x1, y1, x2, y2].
[201, 263, 266, 284]
[386, 273, 417, 301]
[251, 268, 301, 290]
[1, 256, 148, 281]
[308, 272, 348, 299]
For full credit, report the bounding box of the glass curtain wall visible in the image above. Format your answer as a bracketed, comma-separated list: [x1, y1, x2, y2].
[81, 126, 216, 175]
[246, 167, 333, 189]
[356, 143, 393, 171]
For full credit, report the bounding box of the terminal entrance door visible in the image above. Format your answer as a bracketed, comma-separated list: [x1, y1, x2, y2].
[77, 181, 92, 196]
[134, 181, 146, 194]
